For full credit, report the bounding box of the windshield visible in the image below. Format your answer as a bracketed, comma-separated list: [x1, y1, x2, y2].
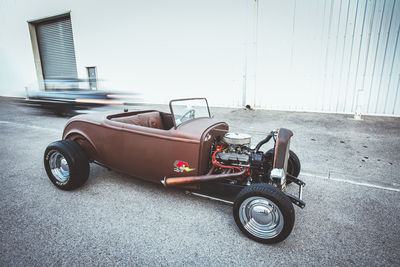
[170, 98, 211, 127]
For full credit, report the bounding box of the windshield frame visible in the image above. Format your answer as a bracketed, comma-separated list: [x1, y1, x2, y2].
[169, 98, 211, 129]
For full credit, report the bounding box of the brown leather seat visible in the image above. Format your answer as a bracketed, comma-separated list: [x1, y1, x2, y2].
[112, 112, 165, 130]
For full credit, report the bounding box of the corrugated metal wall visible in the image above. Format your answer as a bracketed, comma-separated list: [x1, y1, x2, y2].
[2, 0, 398, 115]
[252, 0, 400, 115]
[36, 17, 78, 81]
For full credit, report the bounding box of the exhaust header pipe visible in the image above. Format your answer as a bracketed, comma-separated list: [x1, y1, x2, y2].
[161, 169, 246, 187]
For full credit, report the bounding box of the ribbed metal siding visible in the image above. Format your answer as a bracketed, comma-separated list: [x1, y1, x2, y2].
[36, 17, 78, 80]
[254, 0, 400, 116]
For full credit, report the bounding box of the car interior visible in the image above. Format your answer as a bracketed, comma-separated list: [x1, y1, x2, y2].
[109, 111, 174, 130]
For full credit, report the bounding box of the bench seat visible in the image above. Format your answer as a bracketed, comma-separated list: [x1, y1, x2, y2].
[111, 112, 165, 130]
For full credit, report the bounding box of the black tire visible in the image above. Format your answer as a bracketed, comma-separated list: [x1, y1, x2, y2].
[44, 140, 90, 190]
[233, 183, 295, 244]
[265, 149, 301, 184]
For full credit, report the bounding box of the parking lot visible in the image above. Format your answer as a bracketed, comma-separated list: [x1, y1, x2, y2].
[1, 97, 399, 266]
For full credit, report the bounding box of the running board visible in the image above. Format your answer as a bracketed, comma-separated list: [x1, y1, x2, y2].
[185, 191, 234, 205]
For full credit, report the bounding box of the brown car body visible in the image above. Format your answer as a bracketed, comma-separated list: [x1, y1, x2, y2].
[62, 109, 229, 184]
[45, 98, 306, 244]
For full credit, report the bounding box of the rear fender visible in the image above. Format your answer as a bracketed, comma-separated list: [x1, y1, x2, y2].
[64, 132, 97, 160]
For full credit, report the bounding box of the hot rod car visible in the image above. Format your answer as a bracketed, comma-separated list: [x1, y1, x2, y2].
[44, 98, 305, 244]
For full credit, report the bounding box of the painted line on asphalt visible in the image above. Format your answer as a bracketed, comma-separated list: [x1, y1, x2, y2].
[0, 120, 60, 133]
[301, 172, 400, 193]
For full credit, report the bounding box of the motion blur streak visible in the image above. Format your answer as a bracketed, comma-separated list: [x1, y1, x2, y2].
[106, 94, 137, 99]
[74, 99, 124, 105]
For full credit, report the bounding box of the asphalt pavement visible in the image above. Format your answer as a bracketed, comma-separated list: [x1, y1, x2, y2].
[0, 97, 399, 266]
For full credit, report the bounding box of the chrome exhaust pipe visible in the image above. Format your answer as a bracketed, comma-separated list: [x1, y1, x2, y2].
[161, 169, 246, 187]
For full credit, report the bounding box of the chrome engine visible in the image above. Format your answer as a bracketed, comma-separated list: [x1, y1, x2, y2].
[215, 133, 252, 166]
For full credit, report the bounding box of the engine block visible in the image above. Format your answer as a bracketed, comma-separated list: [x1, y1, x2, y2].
[215, 151, 250, 166]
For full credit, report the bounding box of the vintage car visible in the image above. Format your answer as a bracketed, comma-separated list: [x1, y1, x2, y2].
[44, 98, 305, 244]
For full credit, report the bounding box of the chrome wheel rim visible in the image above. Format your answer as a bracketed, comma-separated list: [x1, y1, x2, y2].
[239, 196, 284, 239]
[49, 151, 70, 183]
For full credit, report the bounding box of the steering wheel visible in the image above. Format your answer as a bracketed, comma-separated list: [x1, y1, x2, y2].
[180, 109, 195, 122]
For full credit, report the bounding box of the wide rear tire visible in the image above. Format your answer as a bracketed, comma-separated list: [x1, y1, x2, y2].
[44, 140, 90, 190]
[233, 184, 295, 244]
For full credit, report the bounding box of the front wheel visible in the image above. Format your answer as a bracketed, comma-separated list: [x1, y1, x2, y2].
[265, 149, 301, 184]
[233, 184, 295, 244]
[44, 140, 90, 190]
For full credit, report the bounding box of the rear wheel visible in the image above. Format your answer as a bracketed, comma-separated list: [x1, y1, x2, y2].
[44, 140, 90, 190]
[233, 184, 295, 244]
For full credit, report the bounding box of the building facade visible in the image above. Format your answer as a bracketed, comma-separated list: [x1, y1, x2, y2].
[0, 0, 399, 115]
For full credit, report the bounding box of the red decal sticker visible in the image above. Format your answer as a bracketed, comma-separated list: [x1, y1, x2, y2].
[174, 160, 195, 173]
